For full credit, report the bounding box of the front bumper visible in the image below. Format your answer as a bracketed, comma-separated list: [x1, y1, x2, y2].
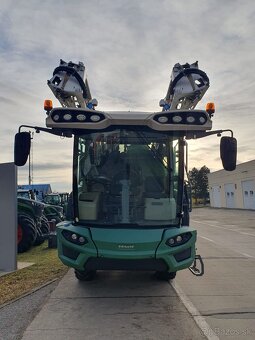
[57, 222, 196, 273]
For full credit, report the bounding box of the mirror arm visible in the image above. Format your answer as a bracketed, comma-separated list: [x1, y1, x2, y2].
[18, 125, 73, 138]
[186, 129, 233, 140]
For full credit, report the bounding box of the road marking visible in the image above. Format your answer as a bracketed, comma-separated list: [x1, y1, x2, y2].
[242, 253, 254, 258]
[192, 219, 255, 237]
[239, 231, 255, 237]
[198, 236, 255, 259]
[171, 281, 219, 340]
[199, 236, 217, 244]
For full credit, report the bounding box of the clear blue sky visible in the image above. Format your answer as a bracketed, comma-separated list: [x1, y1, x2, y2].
[1, 0, 254, 192]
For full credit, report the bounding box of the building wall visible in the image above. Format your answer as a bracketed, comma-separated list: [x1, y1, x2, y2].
[0, 163, 17, 272]
[208, 160, 255, 210]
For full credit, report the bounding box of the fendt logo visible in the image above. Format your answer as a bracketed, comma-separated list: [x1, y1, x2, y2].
[118, 244, 135, 249]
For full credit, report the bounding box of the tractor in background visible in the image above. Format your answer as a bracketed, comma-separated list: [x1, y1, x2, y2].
[17, 189, 65, 252]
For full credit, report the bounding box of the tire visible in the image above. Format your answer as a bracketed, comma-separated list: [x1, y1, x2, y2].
[17, 214, 37, 253]
[155, 271, 176, 281]
[33, 217, 50, 246]
[74, 269, 96, 281]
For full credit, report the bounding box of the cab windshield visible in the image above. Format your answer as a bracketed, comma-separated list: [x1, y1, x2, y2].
[44, 195, 61, 205]
[75, 129, 183, 227]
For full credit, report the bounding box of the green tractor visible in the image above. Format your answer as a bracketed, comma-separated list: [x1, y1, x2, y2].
[17, 197, 49, 253]
[43, 192, 69, 216]
[43, 203, 65, 225]
[17, 190, 65, 253]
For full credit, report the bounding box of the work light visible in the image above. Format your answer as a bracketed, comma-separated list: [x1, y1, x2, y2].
[90, 115, 101, 122]
[172, 115, 182, 123]
[186, 116, 196, 123]
[77, 114, 86, 121]
[63, 113, 72, 121]
[158, 116, 168, 123]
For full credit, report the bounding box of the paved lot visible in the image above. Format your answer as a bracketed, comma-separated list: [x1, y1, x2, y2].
[176, 207, 255, 340]
[21, 270, 206, 340]
[4, 207, 255, 340]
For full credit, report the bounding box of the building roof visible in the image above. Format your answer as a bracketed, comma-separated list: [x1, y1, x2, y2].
[208, 159, 255, 177]
[208, 159, 255, 184]
[18, 184, 52, 192]
[17, 184, 52, 200]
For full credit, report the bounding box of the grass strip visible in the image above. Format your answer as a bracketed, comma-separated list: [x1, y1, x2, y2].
[0, 242, 68, 305]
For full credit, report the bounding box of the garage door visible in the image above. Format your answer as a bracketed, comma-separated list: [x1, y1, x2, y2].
[211, 185, 221, 207]
[224, 183, 235, 208]
[242, 180, 255, 210]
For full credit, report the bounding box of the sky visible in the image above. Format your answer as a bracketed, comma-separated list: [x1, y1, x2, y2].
[0, 0, 254, 192]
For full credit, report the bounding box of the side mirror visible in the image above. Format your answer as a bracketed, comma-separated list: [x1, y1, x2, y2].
[14, 132, 31, 166]
[220, 136, 237, 171]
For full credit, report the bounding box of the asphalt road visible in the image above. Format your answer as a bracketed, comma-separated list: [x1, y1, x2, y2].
[2, 208, 255, 340]
[0, 280, 59, 340]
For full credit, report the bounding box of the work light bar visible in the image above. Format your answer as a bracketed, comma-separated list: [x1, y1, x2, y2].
[153, 110, 209, 126]
[46, 108, 212, 131]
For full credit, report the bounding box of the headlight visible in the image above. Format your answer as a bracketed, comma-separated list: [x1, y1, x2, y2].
[166, 232, 192, 247]
[78, 236, 86, 243]
[62, 230, 88, 245]
[176, 235, 183, 243]
[71, 233, 77, 241]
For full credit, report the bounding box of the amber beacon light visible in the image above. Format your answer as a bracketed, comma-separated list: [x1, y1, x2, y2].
[44, 99, 53, 112]
[206, 102, 215, 116]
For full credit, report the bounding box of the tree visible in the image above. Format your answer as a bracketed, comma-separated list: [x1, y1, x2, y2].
[198, 165, 210, 203]
[189, 167, 199, 204]
[189, 166, 210, 204]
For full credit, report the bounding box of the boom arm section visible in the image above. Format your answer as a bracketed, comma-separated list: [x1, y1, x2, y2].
[48, 59, 209, 113]
[47, 59, 97, 109]
[160, 61, 210, 111]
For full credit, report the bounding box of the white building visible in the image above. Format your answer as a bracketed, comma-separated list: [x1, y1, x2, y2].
[208, 160, 255, 210]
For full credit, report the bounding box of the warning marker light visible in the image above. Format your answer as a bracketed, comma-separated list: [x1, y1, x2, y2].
[206, 102, 215, 116]
[44, 99, 53, 112]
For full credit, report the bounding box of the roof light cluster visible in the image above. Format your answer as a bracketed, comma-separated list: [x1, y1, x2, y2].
[154, 111, 208, 125]
[50, 109, 105, 123]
